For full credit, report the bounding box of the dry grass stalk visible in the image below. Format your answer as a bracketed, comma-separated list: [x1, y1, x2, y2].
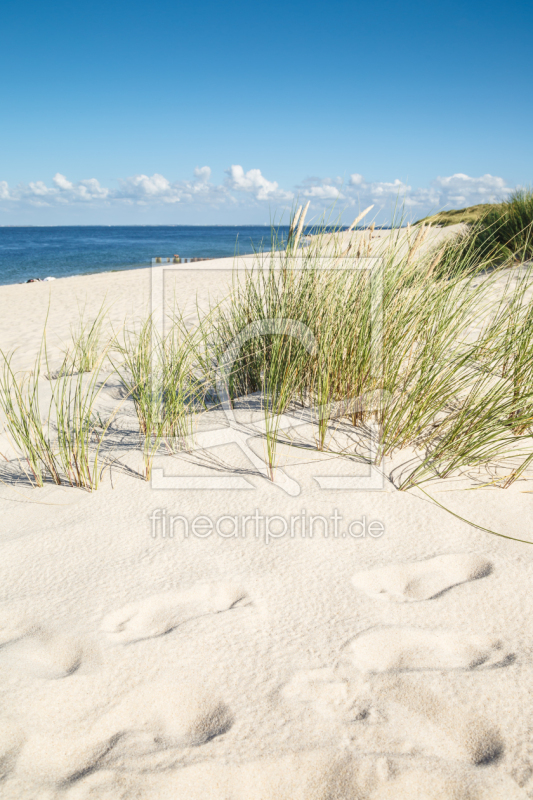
[292, 201, 310, 250]
[348, 204, 374, 232]
[334, 242, 352, 266]
[428, 244, 446, 276]
[406, 224, 426, 266]
[288, 205, 302, 242]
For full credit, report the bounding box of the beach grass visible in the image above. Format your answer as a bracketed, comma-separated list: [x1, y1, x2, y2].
[417, 188, 533, 268]
[0, 332, 114, 489]
[197, 209, 533, 490]
[468, 187, 533, 265]
[1, 203, 532, 492]
[111, 313, 205, 479]
[415, 203, 494, 227]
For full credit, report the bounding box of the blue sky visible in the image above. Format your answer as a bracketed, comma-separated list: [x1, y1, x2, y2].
[1, 0, 531, 225]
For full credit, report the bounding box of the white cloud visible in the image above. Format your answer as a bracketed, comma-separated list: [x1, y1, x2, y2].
[118, 173, 174, 201]
[225, 165, 293, 201]
[312, 172, 512, 216]
[430, 173, 511, 206]
[53, 173, 73, 190]
[194, 166, 211, 183]
[28, 181, 53, 197]
[299, 175, 410, 205]
[116, 169, 229, 205]
[10, 173, 110, 204]
[368, 178, 411, 197]
[302, 184, 342, 199]
[76, 178, 109, 200]
[0, 168, 517, 220]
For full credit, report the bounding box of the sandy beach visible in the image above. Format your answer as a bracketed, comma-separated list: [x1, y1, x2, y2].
[1, 231, 533, 799]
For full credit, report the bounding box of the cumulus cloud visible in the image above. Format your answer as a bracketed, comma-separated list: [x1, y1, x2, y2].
[369, 178, 411, 197]
[225, 165, 293, 201]
[303, 171, 511, 216]
[6, 173, 110, 205]
[28, 181, 53, 197]
[115, 168, 229, 205]
[302, 184, 342, 199]
[117, 173, 176, 203]
[75, 178, 109, 200]
[53, 173, 74, 190]
[194, 166, 211, 183]
[297, 174, 411, 208]
[300, 174, 413, 204]
[0, 167, 516, 219]
[430, 173, 511, 207]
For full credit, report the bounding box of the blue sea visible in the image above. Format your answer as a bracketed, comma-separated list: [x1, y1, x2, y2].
[0, 226, 299, 286]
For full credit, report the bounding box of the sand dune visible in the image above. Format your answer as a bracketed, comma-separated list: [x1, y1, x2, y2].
[1, 253, 533, 798]
[101, 581, 249, 643]
[352, 553, 493, 602]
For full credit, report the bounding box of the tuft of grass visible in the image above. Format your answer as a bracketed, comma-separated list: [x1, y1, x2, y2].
[0, 330, 115, 489]
[415, 203, 495, 227]
[48, 307, 107, 380]
[2, 202, 533, 507]
[112, 313, 205, 480]
[469, 187, 533, 264]
[420, 188, 533, 270]
[69, 309, 106, 373]
[0, 347, 61, 486]
[196, 211, 533, 493]
[46, 345, 115, 489]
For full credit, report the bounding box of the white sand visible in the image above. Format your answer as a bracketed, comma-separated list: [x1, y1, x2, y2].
[1, 247, 533, 798]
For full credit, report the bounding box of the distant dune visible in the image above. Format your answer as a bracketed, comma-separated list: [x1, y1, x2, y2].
[415, 202, 496, 226]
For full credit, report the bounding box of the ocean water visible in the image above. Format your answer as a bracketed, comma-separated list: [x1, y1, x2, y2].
[0, 226, 294, 286]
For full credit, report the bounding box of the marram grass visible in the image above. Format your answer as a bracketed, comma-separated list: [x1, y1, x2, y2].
[0, 206, 532, 500]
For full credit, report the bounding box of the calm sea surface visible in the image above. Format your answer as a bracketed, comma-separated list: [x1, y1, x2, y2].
[0, 226, 298, 286]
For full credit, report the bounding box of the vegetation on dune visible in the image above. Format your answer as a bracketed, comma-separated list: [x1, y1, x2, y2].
[0, 333, 114, 489]
[415, 204, 494, 227]
[468, 188, 533, 264]
[417, 188, 533, 266]
[0, 198, 532, 513]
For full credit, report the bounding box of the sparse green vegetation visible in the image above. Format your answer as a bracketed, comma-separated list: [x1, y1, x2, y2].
[468, 188, 533, 264]
[417, 188, 533, 266]
[416, 203, 494, 227]
[0, 334, 114, 489]
[1, 204, 532, 499]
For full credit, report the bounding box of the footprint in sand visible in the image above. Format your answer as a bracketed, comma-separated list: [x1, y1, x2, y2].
[101, 581, 249, 643]
[99, 680, 233, 750]
[365, 757, 526, 799]
[16, 681, 232, 788]
[373, 674, 504, 766]
[352, 553, 493, 603]
[0, 720, 25, 781]
[0, 606, 34, 647]
[282, 668, 378, 723]
[0, 607, 86, 679]
[341, 626, 512, 673]
[282, 668, 502, 766]
[6, 627, 86, 680]
[16, 731, 119, 788]
[111, 750, 526, 800]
